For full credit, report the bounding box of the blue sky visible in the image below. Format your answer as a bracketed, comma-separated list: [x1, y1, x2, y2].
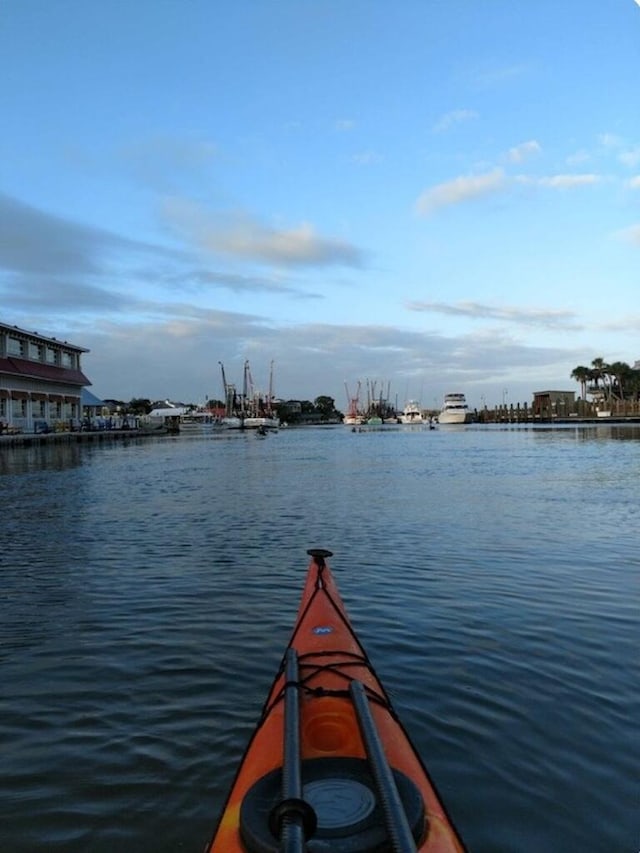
[1, 0, 639, 411]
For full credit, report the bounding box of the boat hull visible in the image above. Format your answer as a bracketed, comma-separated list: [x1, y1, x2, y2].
[437, 411, 468, 424]
[243, 417, 280, 430]
[207, 551, 465, 852]
[439, 393, 469, 425]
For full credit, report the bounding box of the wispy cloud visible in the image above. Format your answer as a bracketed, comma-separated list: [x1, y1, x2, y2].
[566, 148, 591, 166]
[432, 109, 478, 133]
[159, 269, 320, 298]
[619, 146, 640, 168]
[514, 173, 602, 190]
[470, 63, 529, 88]
[536, 174, 601, 189]
[628, 176, 640, 189]
[616, 224, 640, 246]
[406, 300, 582, 330]
[335, 119, 356, 132]
[594, 134, 640, 169]
[598, 132, 623, 149]
[161, 198, 365, 268]
[414, 169, 506, 215]
[351, 150, 382, 165]
[507, 140, 541, 163]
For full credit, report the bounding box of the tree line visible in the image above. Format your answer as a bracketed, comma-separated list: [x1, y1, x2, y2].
[571, 358, 640, 402]
[109, 395, 343, 422]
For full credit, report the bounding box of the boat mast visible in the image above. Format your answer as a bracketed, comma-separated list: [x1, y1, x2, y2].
[267, 360, 274, 416]
[345, 381, 362, 419]
[241, 360, 249, 426]
[219, 361, 232, 417]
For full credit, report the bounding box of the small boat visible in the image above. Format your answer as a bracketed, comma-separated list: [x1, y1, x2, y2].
[179, 411, 219, 434]
[207, 549, 466, 853]
[438, 393, 469, 425]
[399, 400, 424, 425]
[244, 416, 280, 430]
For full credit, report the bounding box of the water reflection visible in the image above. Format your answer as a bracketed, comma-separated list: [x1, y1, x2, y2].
[0, 442, 84, 475]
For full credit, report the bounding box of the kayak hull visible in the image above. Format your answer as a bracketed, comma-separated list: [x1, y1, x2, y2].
[207, 550, 465, 852]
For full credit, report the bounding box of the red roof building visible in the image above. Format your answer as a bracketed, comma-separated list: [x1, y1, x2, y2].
[0, 322, 91, 434]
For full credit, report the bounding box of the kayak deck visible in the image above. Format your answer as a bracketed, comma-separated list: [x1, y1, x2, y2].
[207, 549, 466, 852]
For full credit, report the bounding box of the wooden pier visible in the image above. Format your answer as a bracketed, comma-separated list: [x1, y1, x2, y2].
[0, 428, 161, 449]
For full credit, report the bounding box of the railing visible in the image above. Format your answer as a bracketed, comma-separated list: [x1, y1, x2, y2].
[477, 399, 640, 423]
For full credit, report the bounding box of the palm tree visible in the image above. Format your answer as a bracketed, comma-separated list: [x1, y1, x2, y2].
[570, 365, 591, 399]
[607, 361, 631, 401]
[627, 366, 640, 401]
[590, 357, 609, 400]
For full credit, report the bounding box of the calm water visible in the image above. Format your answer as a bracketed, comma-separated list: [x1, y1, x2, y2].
[1, 424, 637, 852]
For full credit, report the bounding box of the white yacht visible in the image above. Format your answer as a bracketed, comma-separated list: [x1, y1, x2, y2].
[438, 393, 469, 424]
[399, 400, 424, 425]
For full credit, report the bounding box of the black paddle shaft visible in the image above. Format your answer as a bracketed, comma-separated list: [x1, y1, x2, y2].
[349, 679, 418, 853]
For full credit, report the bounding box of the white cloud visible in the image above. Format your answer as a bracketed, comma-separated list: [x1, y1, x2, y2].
[406, 300, 581, 330]
[335, 119, 356, 131]
[598, 133, 623, 148]
[161, 199, 365, 268]
[617, 224, 640, 245]
[628, 176, 640, 189]
[414, 169, 506, 215]
[566, 149, 591, 166]
[432, 109, 478, 133]
[507, 140, 541, 163]
[351, 150, 382, 165]
[619, 147, 640, 168]
[537, 174, 601, 189]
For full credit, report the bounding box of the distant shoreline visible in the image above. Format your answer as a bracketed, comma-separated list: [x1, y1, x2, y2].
[3, 416, 640, 449]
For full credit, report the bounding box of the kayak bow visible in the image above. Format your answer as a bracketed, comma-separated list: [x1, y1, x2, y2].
[207, 549, 466, 853]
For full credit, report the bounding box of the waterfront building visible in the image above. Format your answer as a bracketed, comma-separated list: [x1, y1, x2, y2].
[0, 322, 91, 434]
[532, 390, 575, 419]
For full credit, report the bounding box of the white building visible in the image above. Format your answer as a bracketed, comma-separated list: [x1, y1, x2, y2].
[0, 322, 91, 434]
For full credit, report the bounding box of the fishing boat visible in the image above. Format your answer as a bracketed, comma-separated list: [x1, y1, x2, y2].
[219, 360, 280, 430]
[438, 394, 469, 425]
[399, 400, 424, 425]
[343, 381, 364, 426]
[207, 549, 466, 853]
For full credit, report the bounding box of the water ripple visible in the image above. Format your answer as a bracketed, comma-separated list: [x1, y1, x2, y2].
[1, 426, 637, 851]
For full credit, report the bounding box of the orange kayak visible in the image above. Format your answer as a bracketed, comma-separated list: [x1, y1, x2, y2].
[207, 549, 466, 852]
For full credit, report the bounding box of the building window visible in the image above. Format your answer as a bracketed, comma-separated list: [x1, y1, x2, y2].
[28, 342, 44, 360]
[50, 401, 62, 419]
[0, 399, 6, 419]
[8, 337, 24, 357]
[61, 351, 73, 368]
[11, 398, 26, 418]
[34, 400, 46, 418]
[46, 347, 58, 364]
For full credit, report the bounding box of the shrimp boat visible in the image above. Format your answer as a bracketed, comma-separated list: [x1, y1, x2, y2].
[219, 360, 280, 430]
[343, 381, 364, 426]
[207, 549, 466, 853]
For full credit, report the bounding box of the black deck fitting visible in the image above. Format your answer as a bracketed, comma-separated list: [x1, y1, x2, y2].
[306, 548, 333, 565]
